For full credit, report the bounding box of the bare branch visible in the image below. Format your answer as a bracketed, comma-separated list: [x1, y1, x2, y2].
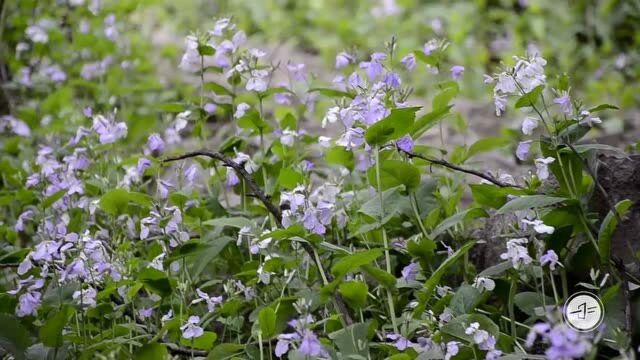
[401, 150, 524, 189]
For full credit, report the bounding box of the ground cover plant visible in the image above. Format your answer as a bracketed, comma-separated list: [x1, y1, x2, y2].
[0, 1, 639, 359]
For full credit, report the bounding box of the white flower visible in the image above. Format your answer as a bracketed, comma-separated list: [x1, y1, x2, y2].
[579, 110, 602, 127]
[318, 136, 332, 148]
[322, 106, 340, 128]
[472, 277, 495, 291]
[191, 288, 223, 312]
[280, 129, 298, 147]
[181, 316, 204, 339]
[246, 69, 269, 92]
[534, 157, 555, 180]
[500, 238, 532, 269]
[521, 116, 538, 135]
[521, 219, 555, 234]
[234, 103, 250, 119]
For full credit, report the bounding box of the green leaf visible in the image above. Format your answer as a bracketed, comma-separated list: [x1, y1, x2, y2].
[180, 331, 217, 351]
[202, 217, 253, 229]
[367, 160, 421, 191]
[207, 343, 245, 359]
[40, 306, 75, 347]
[440, 314, 499, 341]
[258, 307, 277, 338]
[277, 168, 304, 190]
[328, 322, 370, 358]
[478, 261, 513, 277]
[237, 110, 272, 133]
[198, 45, 215, 56]
[431, 208, 488, 238]
[325, 146, 355, 170]
[409, 106, 451, 138]
[470, 184, 527, 209]
[0, 313, 32, 360]
[42, 190, 66, 209]
[588, 104, 619, 113]
[157, 102, 188, 113]
[307, 87, 354, 99]
[432, 83, 458, 111]
[135, 343, 169, 360]
[99, 189, 129, 215]
[413, 241, 475, 317]
[466, 137, 510, 160]
[332, 249, 384, 279]
[598, 199, 633, 264]
[361, 264, 396, 290]
[496, 195, 567, 215]
[138, 268, 173, 298]
[364, 107, 421, 146]
[449, 285, 481, 316]
[514, 292, 553, 317]
[203, 82, 234, 96]
[514, 85, 544, 108]
[338, 281, 368, 310]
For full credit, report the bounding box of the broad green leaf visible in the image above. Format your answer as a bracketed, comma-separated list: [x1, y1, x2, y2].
[157, 102, 189, 113]
[277, 168, 304, 189]
[478, 261, 513, 277]
[258, 307, 277, 338]
[598, 199, 632, 264]
[449, 285, 481, 316]
[470, 184, 528, 209]
[42, 190, 66, 209]
[329, 322, 370, 358]
[413, 241, 475, 317]
[514, 292, 554, 317]
[135, 343, 169, 360]
[466, 137, 510, 160]
[496, 195, 567, 215]
[432, 83, 458, 111]
[202, 217, 253, 229]
[203, 82, 233, 96]
[138, 268, 173, 298]
[237, 110, 272, 133]
[588, 104, 619, 113]
[99, 189, 147, 215]
[198, 45, 215, 56]
[367, 160, 421, 191]
[0, 313, 32, 360]
[364, 107, 421, 146]
[207, 343, 245, 359]
[40, 306, 75, 347]
[440, 314, 499, 341]
[180, 331, 217, 351]
[431, 208, 488, 238]
[410, 106, 451, 138]
[325, 146, 355, 170]
[332, 249, 384, 279]
[338, 281, 368, 310]
[361, 264, 396, 290]
[514, 85, 544, 108]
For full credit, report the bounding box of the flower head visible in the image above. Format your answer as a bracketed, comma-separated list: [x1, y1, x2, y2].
[181, 316, 204, 339]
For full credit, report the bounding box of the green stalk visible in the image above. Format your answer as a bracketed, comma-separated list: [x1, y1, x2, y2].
[374, 147, 399, 334]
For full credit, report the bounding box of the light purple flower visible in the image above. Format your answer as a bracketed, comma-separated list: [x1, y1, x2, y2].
[157, 179, 174, 199]
[73, 287, 97, 308]
[287, 62, 306, 81]
[494, 94, 507, 116]
[146, 133, 165, 155]
[184, 164, 198, 185]
[15, 210, 34, 232]
[396, 135, 414, 153]
[298, 330, 323, 357]
[92, 114, 127, 144]
[234, 103, 250, 119]
[246, 69, 269, 92]
[383, 72, 401, 88]
[335, 52, 353, 69]
[204, 103, 217, 114]
[401, 53, 416, 71]
[302, 208, 326, 235]
[444, 341, 459, 360]
[386, 333, 412, 351]
[225, 170, 240, 188]
[16, 291, 42, 317]
[192, 288, 223, 312]
[401, 262, 420, 282]
[535, 157, 555, 180]
[181, 316, 204, 339]
[521, 116, 538, 135]
[336, 127, 365, 149]
[139, 308, 153, 319]
[137, 158, 151, 177]
[540, 250, 560, 270]
[275, 333, 299, 357]
[553, 94, 572, 115]
[450, 65, 465, 80]
[360, 52, 387, 80]
[516, 140, 532, 161]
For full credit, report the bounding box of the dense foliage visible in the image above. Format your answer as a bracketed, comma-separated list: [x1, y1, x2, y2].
[0, 1, 638, 359]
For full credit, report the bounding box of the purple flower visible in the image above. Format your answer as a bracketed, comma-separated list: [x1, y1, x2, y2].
[516, 140, 532, 161]
[298, 330, 323, 357]
[287, 62, 306, 81]
[302, 208, 326, 235]
[450, 65, 465, 80]
[92, 114, 127, 144]
[139, 308, 153, 319]
[396, 135, 414, 153]
[386, 333, 412, 351]
[401, 53, 416, 71]
[146, 133, 165, 155]
[335, 52, 353, 69]
[336, 127, 365, 149]
[157, 179, 174, 199]
[401, 262, 420, 282]
[137, 158, 151, 177]
[540, 249, 560, 270]
[192, 288, 223, 312]
[225, 170, 240, 188]
[234, 103, 250, 119]
[184, 164, 198, 185]
[16, 291, 42, 317]
[553, 93, 572, 115]
[360, 52, 387, 80]
[445, 341, 459, 360]
[383, 72, 401, 88]
[72, 287, 97, 308]
[300, 160, 314, 172]
[521, 116, 538, 135]
[203, 103, 217, 114]
[15, 210, 34, 232]
[181, 316, 204, 339]
[275, 333, 299, 357]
